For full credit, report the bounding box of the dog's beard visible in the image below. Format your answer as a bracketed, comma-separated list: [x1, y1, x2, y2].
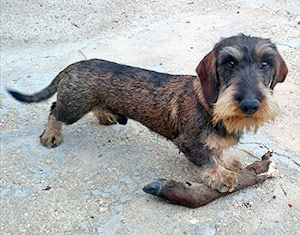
[212, 86, 280, 134]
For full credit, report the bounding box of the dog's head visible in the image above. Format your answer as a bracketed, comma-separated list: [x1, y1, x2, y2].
[196, 34, 288, 134]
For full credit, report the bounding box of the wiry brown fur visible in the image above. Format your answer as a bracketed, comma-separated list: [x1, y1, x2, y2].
[8, 34, 288, 193]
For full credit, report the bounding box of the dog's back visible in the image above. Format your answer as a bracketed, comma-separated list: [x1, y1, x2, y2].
[8, 59, 196, 141]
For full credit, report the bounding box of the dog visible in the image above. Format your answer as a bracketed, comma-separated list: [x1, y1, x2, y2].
[8, 34, 288, 193]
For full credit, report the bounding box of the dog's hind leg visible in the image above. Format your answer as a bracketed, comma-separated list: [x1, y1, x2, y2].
[40, 102, 63, 148]
[40, 98, 95, 148]
[93, 107, 128, 125]
[93, 107, 117, 125]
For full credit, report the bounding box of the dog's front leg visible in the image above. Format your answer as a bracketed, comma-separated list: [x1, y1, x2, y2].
[174, 137, 238, 193]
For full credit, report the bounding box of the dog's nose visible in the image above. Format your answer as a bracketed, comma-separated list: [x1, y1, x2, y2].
[240, 100, 260, 115]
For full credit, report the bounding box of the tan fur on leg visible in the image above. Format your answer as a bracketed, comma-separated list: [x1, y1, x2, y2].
[204, 133, 239, 150]
[93, 107, 117, 125]
[214, 151, 242, 172]
[40, 115, 63, 148]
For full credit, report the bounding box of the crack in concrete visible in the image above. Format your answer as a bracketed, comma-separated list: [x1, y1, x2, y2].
[240, 141, 300, 168]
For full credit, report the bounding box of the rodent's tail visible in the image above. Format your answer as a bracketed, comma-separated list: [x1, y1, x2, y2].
[7, 71, 63, 103]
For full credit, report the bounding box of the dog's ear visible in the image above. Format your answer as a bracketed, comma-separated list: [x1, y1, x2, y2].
[270, 53, 288, 89]
[196, 50, 219, 105]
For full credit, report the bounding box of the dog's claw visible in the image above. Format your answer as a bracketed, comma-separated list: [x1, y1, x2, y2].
[51, 143, 58, 148]
[234, 183, 241, 191]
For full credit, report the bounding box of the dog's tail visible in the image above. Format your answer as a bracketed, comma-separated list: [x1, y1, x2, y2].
[7, 71, 64, 103]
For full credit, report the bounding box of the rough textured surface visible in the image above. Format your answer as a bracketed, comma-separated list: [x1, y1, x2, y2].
[1, 0, 299, 234]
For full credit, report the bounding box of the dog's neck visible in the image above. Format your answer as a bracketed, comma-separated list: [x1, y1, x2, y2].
[214, 120, 242, 139]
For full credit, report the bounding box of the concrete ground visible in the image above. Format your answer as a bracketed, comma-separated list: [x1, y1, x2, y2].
[1, 0, 300, 234]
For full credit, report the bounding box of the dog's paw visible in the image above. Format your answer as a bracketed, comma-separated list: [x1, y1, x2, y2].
[40, 129, 63, 148]
[200, 164, 238, 193]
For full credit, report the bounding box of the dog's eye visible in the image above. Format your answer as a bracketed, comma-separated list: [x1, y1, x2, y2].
[226, 61, 236, 70]
[261, 61, 269, 69]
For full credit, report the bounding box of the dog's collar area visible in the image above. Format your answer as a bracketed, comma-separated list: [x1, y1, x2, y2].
[213, 120, 232, 137]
